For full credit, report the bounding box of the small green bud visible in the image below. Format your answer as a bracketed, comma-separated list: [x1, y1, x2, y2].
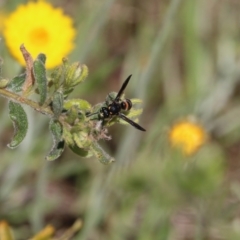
[64, 63, 88, 88]
[73, 131, 92, 149]
[64, 106, 79, 125]
[64, 99, 91, 112]
[50, 66, 63, 89]
[0, 79, 9, 88]
[62, 57, 69, 66]
[63, 126, 92, 158]
[62, 126, 75, 146]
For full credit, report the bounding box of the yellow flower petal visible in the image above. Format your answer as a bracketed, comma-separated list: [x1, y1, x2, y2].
[169, 119, 207, 156]
[3, 1, 76, 68]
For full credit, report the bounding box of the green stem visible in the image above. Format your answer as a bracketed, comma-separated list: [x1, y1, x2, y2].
[0, 88, 53, 115]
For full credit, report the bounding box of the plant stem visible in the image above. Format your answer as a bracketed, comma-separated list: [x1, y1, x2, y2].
[0, 88, 53, 115]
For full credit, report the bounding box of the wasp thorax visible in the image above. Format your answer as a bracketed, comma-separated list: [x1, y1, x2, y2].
[100, 107, 109, 118]
[109, 104, 121, 114]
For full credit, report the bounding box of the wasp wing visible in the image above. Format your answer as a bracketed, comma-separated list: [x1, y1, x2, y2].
[115, 75, 132, 101]
[118, 112, 146, 131]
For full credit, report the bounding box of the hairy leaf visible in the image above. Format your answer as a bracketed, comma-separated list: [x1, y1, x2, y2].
[7, 73, 26, 92]
[90, 141, 115, 164]
[8, 101, 28, 148]
[52, 91, 64, 119]
[46, 120, 64, 161]
[46, 140, 65, 161]
[37, 53, 46, 64]
[33, 58, 47, 105]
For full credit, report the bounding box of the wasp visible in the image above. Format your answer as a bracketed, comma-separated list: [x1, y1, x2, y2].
[87, 75, 146, 131]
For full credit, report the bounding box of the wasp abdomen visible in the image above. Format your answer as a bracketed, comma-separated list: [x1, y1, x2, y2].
[121, 99, 132, 111]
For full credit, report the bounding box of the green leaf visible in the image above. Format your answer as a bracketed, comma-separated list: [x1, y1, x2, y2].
[7, 73, 26, 92]
[46, 140, 65, 161]
[90, 141, 115, 164]
[46, 120, 64, 161]
[69, 144, 92, 158]
[52, 91, 64, 119]
[63, 87, 74, 98]
[8, 101, 28, 148]
[37, 53, 46, 64]
[33, 59, 47, 105]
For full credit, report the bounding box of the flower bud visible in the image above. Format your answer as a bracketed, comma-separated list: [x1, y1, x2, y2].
[64, 63, 88, 88]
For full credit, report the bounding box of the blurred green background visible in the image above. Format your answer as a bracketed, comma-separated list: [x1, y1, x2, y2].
[2, 0, 240, 239]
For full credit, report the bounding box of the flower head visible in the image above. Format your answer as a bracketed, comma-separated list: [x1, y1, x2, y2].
[169, 119, 207, 156]
[3, 1, 76, 69]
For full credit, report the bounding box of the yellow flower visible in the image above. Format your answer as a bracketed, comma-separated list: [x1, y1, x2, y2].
[169, 119, 207, 156]
[3, 0, 76, 69]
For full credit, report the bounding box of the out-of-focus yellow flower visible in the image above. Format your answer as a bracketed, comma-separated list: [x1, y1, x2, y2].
[31, 225, 55, 240]
[0, 220, 14, 240]
[169, 119, 207, 156]
[3, 0, 76, 69]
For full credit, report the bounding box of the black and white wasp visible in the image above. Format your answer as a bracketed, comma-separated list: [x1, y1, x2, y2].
[87, 75, 146, 131]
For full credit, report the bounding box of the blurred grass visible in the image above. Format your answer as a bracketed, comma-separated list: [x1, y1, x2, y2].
[1, 0, 240, 239]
